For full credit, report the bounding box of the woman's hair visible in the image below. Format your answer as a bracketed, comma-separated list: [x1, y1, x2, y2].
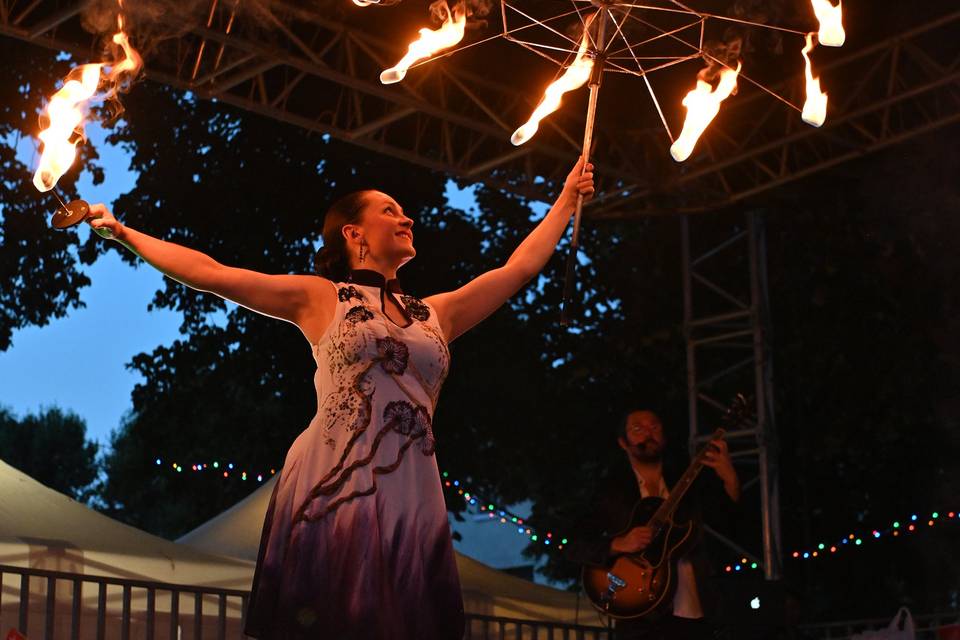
[313, 190, 374, 281]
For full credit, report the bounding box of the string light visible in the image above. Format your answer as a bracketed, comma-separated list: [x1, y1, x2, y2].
[789, 509, 957, 561]
[441, 470, 563, 549]
[153, 458, 566, 549]
[155, 457, 276, 484]
[153, 457, 953, 566]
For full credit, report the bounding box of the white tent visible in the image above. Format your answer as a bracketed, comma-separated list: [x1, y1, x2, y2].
[179, 476, 603, 625]
[0, 458, 604, 637]
[0, 459, 253, 638]
[0, 459, 253, 586]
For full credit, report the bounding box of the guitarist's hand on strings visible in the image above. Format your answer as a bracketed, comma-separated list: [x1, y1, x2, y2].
[702, 438, 741, 502]
[610, 526, 653, 555]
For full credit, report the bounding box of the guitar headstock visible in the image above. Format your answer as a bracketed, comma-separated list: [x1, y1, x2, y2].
[720, 393, 750, 431]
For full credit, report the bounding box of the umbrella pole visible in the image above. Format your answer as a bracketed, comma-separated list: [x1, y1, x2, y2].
[560, 12, 608, 326]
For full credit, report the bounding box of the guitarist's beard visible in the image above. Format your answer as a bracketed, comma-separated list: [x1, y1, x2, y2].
[626, 438, 665, 463]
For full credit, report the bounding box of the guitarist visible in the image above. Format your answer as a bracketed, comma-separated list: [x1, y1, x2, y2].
[568, 409, 741, 639]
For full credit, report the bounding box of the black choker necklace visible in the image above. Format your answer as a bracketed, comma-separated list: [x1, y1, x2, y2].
[347, 269, 404, 294]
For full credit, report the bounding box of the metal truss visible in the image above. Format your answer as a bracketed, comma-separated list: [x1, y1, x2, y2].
[0, 0, 644, 200]
[682, 211, 782, 579]
[3, 1, 957, 211]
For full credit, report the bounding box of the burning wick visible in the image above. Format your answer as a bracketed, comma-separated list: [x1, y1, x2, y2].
[511, 28, 594, 146]
[811, 0, 844, 47]
[32, 1, 141, 229]
[801, 33, 828, 127]
[380, 2, 466, 85]
[670, 62, 741, 162]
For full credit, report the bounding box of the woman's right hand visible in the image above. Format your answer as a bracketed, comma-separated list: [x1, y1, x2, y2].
[610, 526, 654, 555]
[86, 203, 126, 241]
[560, 156, 595, 205]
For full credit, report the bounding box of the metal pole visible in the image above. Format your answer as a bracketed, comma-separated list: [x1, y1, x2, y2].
[749, 212, 781, 580]
[681, 215, 699, 456]
[560, 10, 608, 326]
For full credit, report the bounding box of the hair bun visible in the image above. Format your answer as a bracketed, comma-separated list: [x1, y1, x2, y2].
[315, 190, 372, 282]
[314, 245, 352, 281]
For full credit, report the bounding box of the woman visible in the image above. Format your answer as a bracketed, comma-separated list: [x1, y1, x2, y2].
[87, 158, 594, 639]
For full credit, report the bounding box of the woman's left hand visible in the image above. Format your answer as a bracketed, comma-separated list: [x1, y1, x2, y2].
[562, 156, 595, 204]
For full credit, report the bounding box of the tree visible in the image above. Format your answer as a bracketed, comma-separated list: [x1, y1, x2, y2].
[0, 405, 100, 501]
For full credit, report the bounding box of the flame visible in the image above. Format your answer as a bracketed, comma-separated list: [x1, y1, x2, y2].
[353, 0, 379, 6]
[511, 31, 594, 146]
[670, 62, 741, 163]
[33, 4, 142, 193]
[801, 33, 827, 127]
[811, 0, 844, 47]
[33, 65, 102, 192]
[380, 2, 466, 85]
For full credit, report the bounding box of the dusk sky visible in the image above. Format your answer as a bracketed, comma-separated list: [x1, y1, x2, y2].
[1, 124, 182, 444]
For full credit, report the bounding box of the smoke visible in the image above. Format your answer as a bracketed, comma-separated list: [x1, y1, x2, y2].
[723, 0, 787, 58]
[428, 0, 491, 24]
[698, 36, 743, 84]
[356, 0, 489, 17]
[82, 0, 208, 56]
[698, 0, 787, 83]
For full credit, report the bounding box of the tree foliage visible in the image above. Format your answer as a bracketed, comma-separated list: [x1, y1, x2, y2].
[0, 405, 100, 501]
[0, 40, 106, 351]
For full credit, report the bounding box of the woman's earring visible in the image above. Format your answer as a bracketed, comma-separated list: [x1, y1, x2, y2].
[359, 240, 367, 264]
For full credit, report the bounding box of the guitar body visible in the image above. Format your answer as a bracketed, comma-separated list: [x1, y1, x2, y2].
[582, 496, 696, 619]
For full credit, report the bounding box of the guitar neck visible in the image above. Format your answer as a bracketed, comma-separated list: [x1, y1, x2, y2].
[648, 429, 725, 534]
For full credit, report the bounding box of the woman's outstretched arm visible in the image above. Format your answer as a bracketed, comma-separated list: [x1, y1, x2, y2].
[87, 204, 335, 339]
[425, 158, 594, 342]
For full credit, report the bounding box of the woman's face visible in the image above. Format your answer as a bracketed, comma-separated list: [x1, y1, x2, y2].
[355, 191, 415, 267]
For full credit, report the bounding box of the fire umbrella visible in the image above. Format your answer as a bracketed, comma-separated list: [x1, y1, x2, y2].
[360, 0, 845, 323]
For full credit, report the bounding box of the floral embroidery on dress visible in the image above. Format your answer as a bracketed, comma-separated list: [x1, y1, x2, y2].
[377, 337, 409, 375]
[345, 306, 374, 324]
[400, 295, 430, 322]
[338, 286, 364, 303]
[383, 401, 416, 435]
[414, 405, 436, 455]
[382, 401, 435, 456]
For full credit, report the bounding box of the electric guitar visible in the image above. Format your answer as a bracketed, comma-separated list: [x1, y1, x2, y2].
[581, 395, 749, 619]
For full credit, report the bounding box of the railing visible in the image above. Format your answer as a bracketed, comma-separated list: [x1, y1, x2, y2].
[0, 564, 249, 640]
[0, 564, 612, 640]
[463, 613, 612, 640]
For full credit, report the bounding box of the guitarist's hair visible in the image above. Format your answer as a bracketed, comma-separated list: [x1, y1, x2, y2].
[618, 407, 663, 437]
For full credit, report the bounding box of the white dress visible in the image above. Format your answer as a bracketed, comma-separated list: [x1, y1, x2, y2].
[246, 273, 464, 640]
